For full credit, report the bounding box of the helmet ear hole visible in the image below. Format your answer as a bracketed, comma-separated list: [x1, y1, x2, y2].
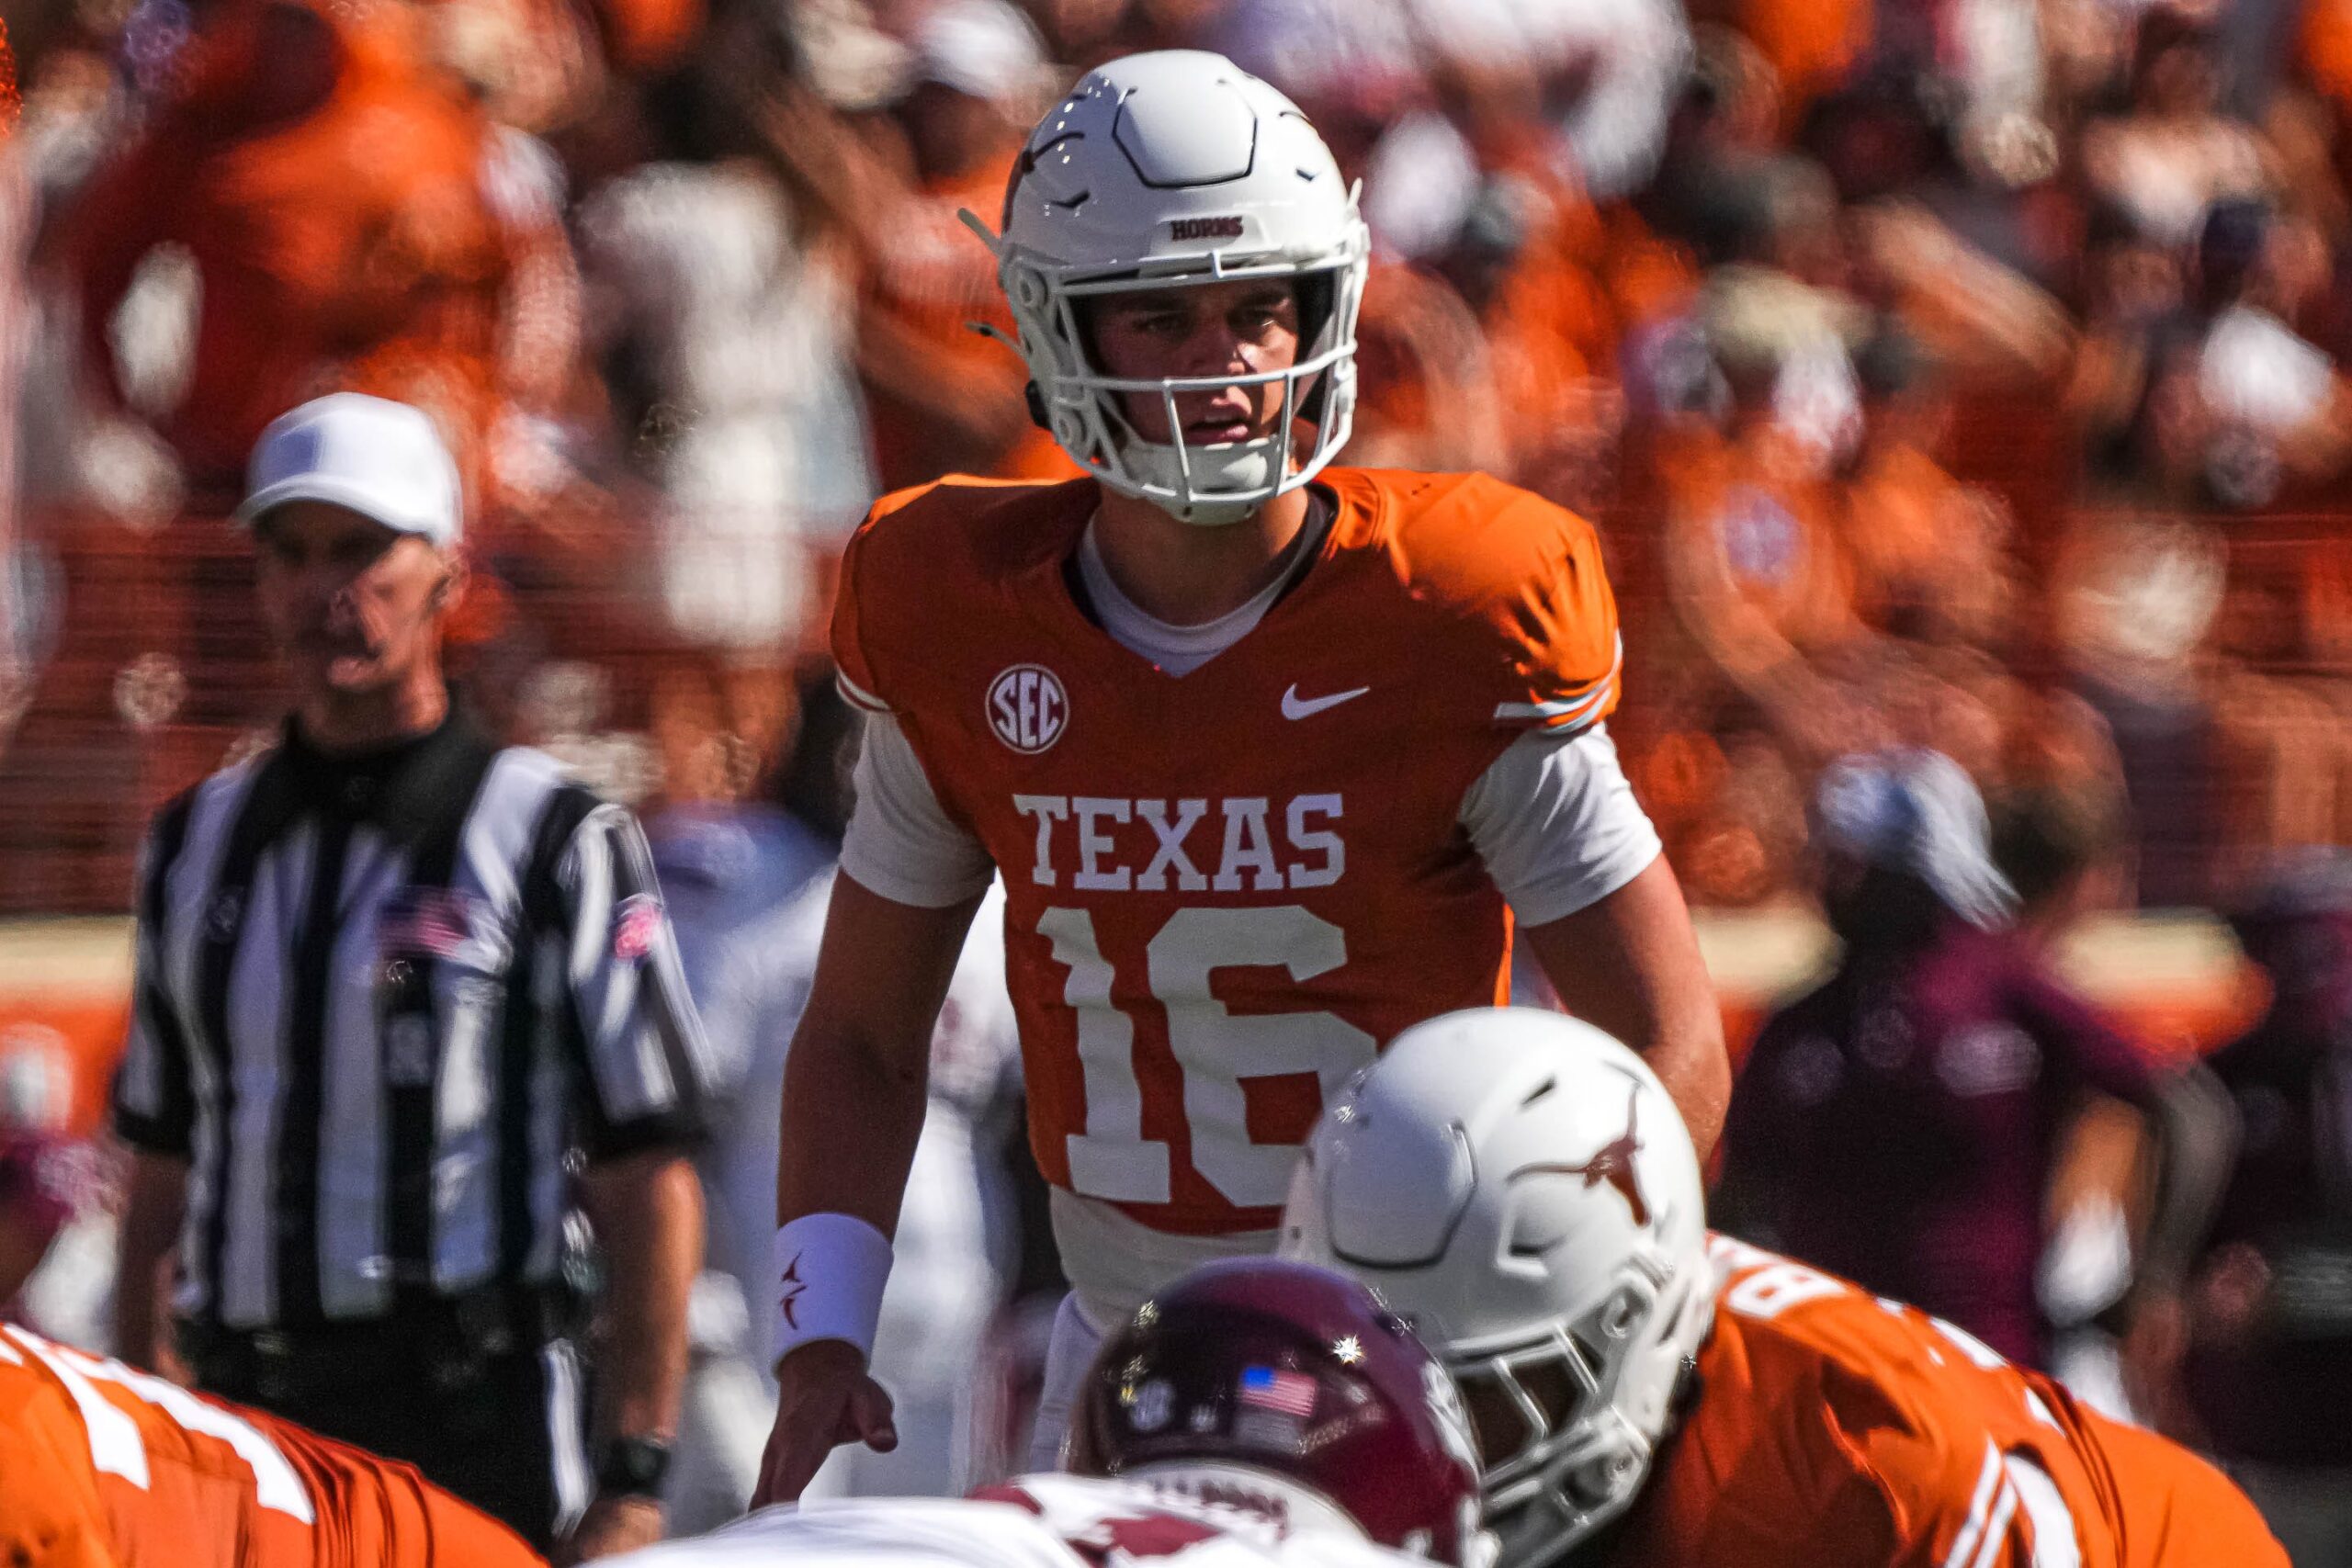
[1025, 381, 1052, 434]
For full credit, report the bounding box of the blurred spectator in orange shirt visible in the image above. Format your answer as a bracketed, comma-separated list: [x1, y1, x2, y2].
[1648, 155, 1865, 665]
[1713, 0, 1871, 132]
[855, 0, 1072, 492]
[1424, 175, 1623, 510]
[1663, 262, 1867, 746]
[1346, 258, 1509, 476]
[52, 0, 549, 511]
[1838, 327, 2017, 648]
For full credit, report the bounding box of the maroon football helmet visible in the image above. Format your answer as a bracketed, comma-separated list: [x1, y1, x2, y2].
[1067, 1258, 1486, 1564]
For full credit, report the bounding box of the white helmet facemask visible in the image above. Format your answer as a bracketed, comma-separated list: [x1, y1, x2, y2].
[959, 50, 1371, 527]
[1280, 1009, 1718, 1568]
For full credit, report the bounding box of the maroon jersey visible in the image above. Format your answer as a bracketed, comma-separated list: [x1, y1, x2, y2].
[1720, 923, 2166, 1365]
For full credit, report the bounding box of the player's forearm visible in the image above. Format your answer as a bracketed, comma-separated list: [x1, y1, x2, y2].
[1633, 1006, 1731, 1168]
[1524, 857, 1732, 1161]
[579, 1149, 702, 1442]
[775, 1009, 933, 1237]
[772, 879, 983, 1236]
[113, 1151, 188, 1371]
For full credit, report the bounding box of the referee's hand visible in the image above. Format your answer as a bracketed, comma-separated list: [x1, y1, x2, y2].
[752, 1339, 898, 1506]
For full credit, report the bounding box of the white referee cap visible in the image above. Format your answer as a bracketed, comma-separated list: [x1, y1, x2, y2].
[236, 392, 463, 547]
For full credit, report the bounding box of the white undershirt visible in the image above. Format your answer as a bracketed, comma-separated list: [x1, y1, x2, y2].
[1073, 517, 1308, 677]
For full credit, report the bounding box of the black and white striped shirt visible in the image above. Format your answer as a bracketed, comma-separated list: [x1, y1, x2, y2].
[111, 709, 710, 1331]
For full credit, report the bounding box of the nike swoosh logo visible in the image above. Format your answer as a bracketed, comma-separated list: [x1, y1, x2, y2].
[1282, 683, 1371, 719]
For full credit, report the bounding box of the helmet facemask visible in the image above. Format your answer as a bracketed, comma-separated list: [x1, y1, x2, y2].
[963, 209, 1370, 527]
[1443, 1256, 1701, 1568]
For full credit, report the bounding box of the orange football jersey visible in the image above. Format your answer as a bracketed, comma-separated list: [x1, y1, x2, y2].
[1604, 1236, 2285, 1568]
[0, 1325, 542, 1568]
[833, 468, 1623, 1235]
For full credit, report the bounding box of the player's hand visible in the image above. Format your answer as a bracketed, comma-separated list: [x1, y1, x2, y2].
[752, 1338, 897, 1506]
[557, 1495, 665, 1562]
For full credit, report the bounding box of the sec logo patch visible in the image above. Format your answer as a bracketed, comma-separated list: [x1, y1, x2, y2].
[988, 664, 1068, 753]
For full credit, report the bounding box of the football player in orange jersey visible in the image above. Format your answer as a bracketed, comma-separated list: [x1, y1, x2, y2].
[752, 48, 1726, 1505]
[1283, 1008, 2287, 1568]
[0, 1322, 543, 1567]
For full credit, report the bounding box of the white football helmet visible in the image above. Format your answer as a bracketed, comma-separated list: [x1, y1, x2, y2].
[1280, 1009, 1714, 1568]
[959, 50, 1370, 526]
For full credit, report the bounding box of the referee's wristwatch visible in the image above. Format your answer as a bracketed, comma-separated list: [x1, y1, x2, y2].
[594, 1436, 673, 1502]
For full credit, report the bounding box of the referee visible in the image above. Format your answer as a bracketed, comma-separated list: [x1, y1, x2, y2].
[110, 393, 709, 1562]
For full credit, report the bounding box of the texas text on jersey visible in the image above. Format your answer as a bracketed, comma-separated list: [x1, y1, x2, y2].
[0, 1323, 541, 1567]
[1599, 1236, 2289, 1568]
[834, 465, 1626, 1239]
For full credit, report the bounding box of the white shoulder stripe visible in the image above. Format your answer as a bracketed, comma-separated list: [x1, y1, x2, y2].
[6, 1325, 149, 1489]
[1969, 1478, 2020, 1568]
[1943, 1440, 2007, 1568]
[837, 670, 891, 714]
[1493, 636, 1624, 724]
[2005, 1455, 2082, 1568]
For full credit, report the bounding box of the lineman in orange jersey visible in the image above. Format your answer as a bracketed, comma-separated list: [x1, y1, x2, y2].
[752, 49, 1727, 1505]
[1283, 1009, 2286, 1568]
[0, 1324, 541, 1567]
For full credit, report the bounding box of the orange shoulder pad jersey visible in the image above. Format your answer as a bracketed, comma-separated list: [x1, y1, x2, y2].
[833, 468, 1623, 1235]
[0, 1325, 540, 1568]
[1613, 1236, 2285, 1568]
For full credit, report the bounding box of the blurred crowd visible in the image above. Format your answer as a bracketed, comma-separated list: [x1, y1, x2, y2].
[9, 0, 2352, 914]
[0, 7, 2305, 927]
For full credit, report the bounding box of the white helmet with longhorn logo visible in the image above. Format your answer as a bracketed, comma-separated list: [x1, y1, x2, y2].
[959, 49, 1370, 526]
[1280, 1008, 1713, 1568]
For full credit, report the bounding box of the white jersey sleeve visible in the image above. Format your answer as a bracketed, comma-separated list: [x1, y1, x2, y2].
[838, 713, 998, 908]
[593, 1497, 1086, 1568]
[597, 1475, 1431, 1568]
[1457, 722, 1662, 927]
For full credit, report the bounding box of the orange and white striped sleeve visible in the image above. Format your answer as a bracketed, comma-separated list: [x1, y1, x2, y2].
[1482, 492, 1624, 739]
[1870, 1434, 2081, 1568]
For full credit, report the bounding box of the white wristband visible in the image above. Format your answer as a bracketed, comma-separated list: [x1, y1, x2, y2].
[773, 1213, 893, 1363]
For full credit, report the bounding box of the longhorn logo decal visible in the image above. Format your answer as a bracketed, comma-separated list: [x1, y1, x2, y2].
[1518, 1078, 1650, 1226]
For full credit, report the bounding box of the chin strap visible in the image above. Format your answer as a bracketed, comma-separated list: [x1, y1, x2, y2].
[1123, 440, 1281, 526]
